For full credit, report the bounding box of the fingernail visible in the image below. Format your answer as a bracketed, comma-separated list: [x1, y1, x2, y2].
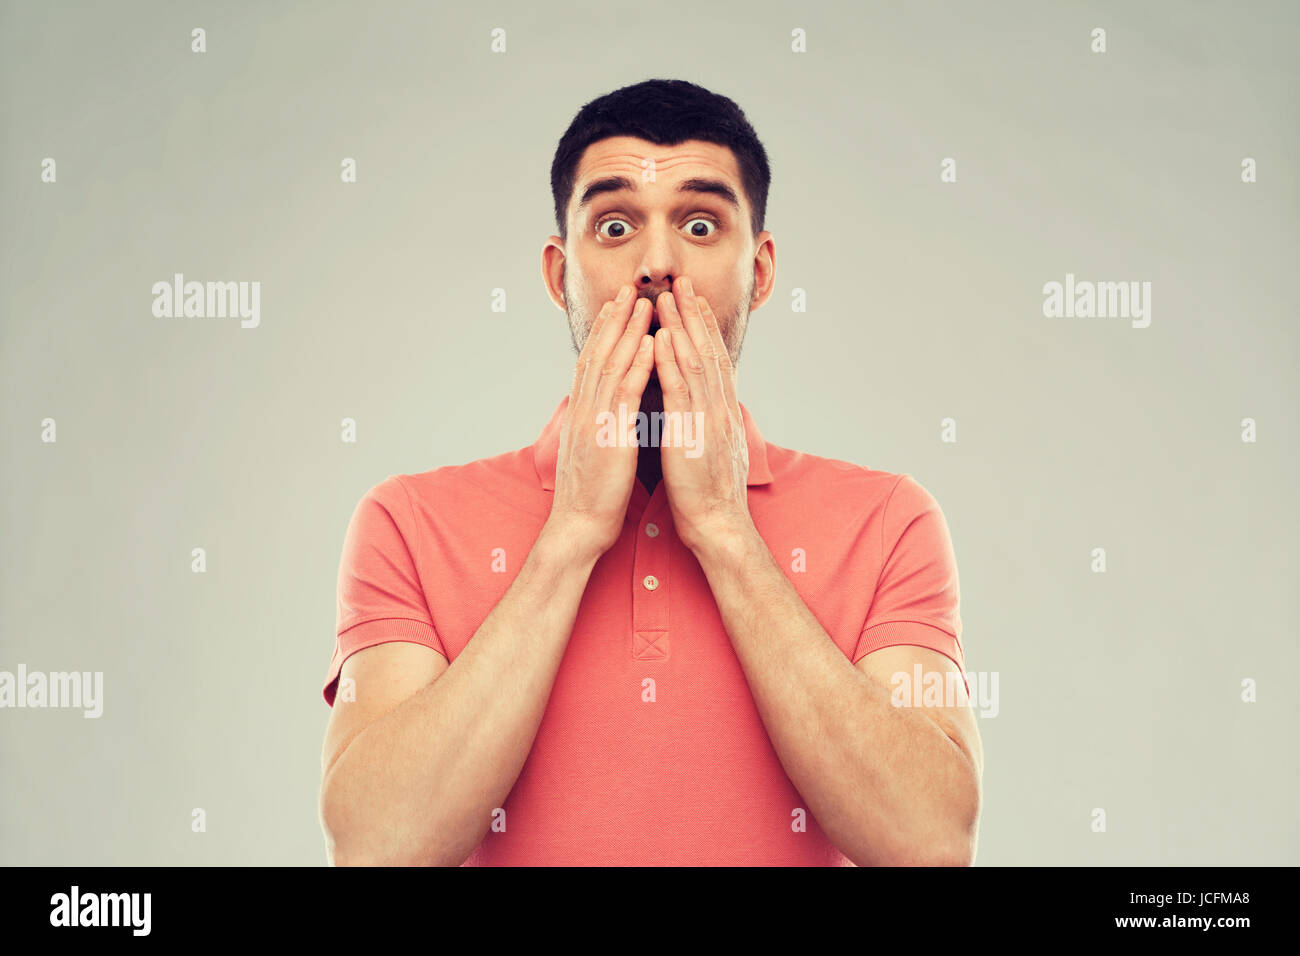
[681, 277, 693, 294]
[616, 285, 631, 303]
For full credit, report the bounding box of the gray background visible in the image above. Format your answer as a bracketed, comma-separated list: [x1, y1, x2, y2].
[1, 0, 1296, 865]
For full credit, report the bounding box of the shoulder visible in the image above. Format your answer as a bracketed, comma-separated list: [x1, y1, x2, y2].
[368, 444, 551, 523]
[763, 440, 927, 518]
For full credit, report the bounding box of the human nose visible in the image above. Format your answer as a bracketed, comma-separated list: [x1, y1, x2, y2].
[634, 227, 680, 301]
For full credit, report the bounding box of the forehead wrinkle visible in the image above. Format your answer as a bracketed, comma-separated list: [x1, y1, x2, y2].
[584, 154, 733, 187]
[571, 143, 746, 227]
[577, 169, 742, 214]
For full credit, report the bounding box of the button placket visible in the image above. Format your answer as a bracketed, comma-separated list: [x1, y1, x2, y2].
[631, 508, 669, 659]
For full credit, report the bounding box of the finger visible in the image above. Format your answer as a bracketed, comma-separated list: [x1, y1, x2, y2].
[570, 291, 616, 401]
[656, 288, 707, 406]
[653, 327, 692, 424]
[614, 335, 656, 429]
[695, 294, 739, 413]
[573, 285, 637, 412]
[673, 277, 727, 406]
[596, 297, 653, 413]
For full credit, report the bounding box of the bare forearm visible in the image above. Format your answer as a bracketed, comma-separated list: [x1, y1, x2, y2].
[322, 519, 599, 866]
[693, 525, 980, 866]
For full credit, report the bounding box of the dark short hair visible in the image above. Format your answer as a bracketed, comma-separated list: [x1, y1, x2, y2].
[550, 78, 771, 244]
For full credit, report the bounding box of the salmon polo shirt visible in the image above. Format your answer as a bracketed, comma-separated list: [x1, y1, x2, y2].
[323, 395, 966, 866]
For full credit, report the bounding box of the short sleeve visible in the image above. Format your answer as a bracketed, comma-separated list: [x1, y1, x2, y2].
[853, 474, 966, 685]
[322, 475, 448, 707]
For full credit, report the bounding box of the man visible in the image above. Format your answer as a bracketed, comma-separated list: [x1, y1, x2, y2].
[318, 78, 983, 866]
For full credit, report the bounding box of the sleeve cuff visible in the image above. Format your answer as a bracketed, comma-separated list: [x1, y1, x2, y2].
[853, 621, 967, 694]
[323, 617, 448, 706]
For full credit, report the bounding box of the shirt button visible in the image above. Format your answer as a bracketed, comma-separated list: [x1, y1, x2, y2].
[645, 523, 660, 538]
[642, 574, 659, 591]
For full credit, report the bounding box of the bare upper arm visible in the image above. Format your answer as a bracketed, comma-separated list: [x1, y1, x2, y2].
[854, 643, 983, 778]
[321, 641, 449, 781]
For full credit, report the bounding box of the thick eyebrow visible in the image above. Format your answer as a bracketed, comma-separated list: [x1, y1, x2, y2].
[576, 175, 741, 213]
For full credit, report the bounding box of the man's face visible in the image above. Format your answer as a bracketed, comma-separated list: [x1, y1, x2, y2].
[545, 136, 774, 376]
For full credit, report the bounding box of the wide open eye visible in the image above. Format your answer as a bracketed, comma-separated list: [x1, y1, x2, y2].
[684, 217, 717, 238]
[595, 217, 632, 239]
[594, 215, 720, 240]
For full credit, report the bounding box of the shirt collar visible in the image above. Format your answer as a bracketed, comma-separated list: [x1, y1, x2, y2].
[531, 395, 774, 491]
